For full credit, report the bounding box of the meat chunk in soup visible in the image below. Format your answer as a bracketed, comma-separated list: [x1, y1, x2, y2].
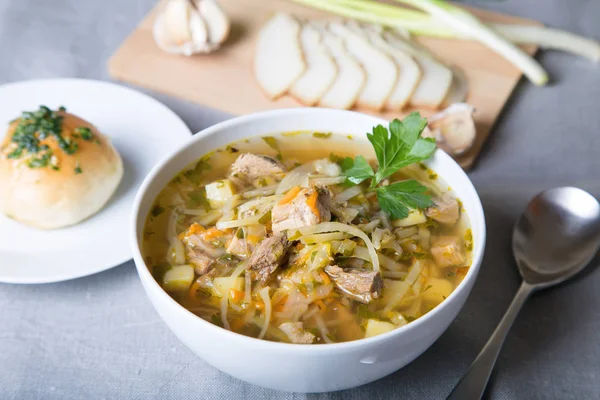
[226, 235, 250, 258]
[425, 194, 460, 225]
[226, 225, 267, 258]
[324, 265, 383, 304]
[230, 153, 285, 184]
[181, 223, 231, 275]
[279, 322, 316, 344]
[272, 185, 332, 233]
[431, 236, 466, 267]
[186, 249, 215, 275]
[248, 232, 291, 284]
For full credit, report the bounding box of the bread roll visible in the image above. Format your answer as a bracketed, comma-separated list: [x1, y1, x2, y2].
[0, 106, 123, 229]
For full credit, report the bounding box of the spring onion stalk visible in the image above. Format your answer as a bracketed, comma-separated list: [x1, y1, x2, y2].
[291, 0, 600, 79]
[492, 24, 600, 62]
[394, 0, 548, 85]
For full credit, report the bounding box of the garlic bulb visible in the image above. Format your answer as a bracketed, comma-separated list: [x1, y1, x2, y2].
[153, 0, 230, 56]
[428, 103, 477, 156]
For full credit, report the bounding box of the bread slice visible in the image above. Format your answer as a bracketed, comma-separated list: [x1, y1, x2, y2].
[329, 22, 398, 111]
[383, 31, 452, 109]
[313, 24, 365, 110]
[289, 23, 338, 106]
[254, 13, 306, 99]
[359, 26, 421, 111]
[442, 66, 469, 108]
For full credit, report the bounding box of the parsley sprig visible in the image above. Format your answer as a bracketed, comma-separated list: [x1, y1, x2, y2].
[341, 113, 436, 219]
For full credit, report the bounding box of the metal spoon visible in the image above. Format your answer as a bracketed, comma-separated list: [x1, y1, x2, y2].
[447, 187, 600, 400]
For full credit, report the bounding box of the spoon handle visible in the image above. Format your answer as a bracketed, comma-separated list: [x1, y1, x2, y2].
[446, 281, 536, 400]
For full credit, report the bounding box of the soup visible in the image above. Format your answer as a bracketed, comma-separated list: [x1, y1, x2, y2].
[143, 123, 472, 344]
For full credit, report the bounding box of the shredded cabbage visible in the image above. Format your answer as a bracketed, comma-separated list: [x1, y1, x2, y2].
[314, 312, 333, 344]
[237, 195, 282, 214]
[276, 162, 314, 194]
[295, 222, 380, 272]
[310, 176, 347, 186]
[354, 246, 404, 271]
[220, 295, 231, 330]
[258, 287, 272, 340]
[335, 186, 363, 203]
[242, 185, 278, 199]
[216, 213, 267, 230]
[300, 232, 349, 244]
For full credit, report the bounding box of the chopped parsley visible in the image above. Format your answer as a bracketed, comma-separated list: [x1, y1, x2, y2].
[74, 127, 93, 141]
[312, 132, 332, 139]
[3, 106, 98, 172]
[151, 205, 165, 217]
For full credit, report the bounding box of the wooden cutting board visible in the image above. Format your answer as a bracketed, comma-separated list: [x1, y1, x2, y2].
[108, 0, 540, 169]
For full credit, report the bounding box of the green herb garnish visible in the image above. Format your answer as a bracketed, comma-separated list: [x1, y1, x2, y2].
[183, 152, 213, 184]
[151, 205, 165, 217]
[186, 189, 211, 211]
[74, 127, 93, 141]
[342, 113, 436, 219]
[313, 132, 332, 139]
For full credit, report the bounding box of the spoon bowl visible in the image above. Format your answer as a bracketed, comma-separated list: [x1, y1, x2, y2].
[513, 187, 600, 288]
[448, 186, 600, 400]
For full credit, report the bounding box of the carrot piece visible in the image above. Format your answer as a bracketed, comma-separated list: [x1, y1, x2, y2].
[203, 227, 224, 240]
[278, 186, 301, 205]
[230, 318, 246, 331]
[229, 289, 245, 303]
[319, 270, 331, 285]
[273, 295, 288, 313]
[179, 222, 205, 240]
[306, 190, 320, 219]
[188, 279, 202, 301]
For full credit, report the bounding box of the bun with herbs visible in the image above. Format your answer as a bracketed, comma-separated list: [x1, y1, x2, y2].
[0, 106, 123, 229]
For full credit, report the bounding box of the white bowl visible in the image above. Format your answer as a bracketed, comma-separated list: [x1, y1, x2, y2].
[131, 108, 486, 393]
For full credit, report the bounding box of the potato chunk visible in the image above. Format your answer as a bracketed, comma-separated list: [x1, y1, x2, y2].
[365, 319, 396, 338]
[205, 179, 236, 202]
[162, 265, 195, 293]
[422, 278, 454, 307]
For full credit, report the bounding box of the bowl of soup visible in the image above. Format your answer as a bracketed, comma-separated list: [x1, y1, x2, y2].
[131, 108, 486, 393]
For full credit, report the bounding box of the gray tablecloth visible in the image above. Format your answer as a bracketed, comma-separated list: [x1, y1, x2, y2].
[1, 0, 599, 399]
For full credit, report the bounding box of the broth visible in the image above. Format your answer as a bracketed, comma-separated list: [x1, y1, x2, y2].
[143, 132, 472, 344]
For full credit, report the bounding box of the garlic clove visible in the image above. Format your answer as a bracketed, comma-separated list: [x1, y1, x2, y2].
[163, 0, 193, 45]
[196, 0, 230, 45]
[153, 0, 229, 56]
[189, 8, 208, 45]
[428, 103, 477, 155]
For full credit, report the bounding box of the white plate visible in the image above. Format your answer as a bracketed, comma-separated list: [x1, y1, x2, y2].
[0, 79, 192, 284]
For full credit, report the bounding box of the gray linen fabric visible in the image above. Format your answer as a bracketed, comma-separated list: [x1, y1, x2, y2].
[1, 0, 599, 399]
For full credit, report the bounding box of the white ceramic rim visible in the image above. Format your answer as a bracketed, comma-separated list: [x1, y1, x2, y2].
[131, 107, 486, 353]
